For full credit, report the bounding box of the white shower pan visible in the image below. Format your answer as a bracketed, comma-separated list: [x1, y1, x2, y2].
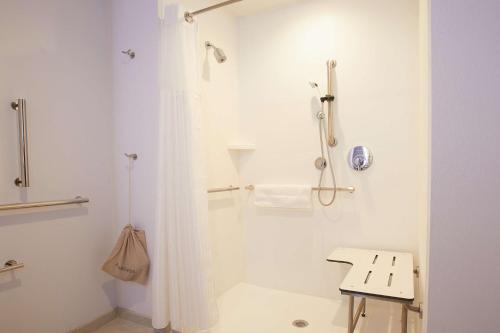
[210, 283, 418, 333]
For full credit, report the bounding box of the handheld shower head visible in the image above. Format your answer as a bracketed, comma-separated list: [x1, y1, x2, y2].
[205, 41, 227, 63]
[309, 81, 322, 97]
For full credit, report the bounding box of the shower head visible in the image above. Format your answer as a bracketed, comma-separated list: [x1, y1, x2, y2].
[309, 81, 323, 97]
[205, 41, 227, 63]
[213, 47, 227, 63]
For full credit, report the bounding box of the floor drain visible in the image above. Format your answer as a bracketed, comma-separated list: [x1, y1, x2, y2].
[292, 319, 309, 328]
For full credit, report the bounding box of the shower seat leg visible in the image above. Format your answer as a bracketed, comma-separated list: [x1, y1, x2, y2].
[348, 295, 354, 333]
[347, 296, 366, 333]
[401, 304, 408, 333]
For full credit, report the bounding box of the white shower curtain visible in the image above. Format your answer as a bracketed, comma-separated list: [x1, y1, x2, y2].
[153, 4, 218, 332]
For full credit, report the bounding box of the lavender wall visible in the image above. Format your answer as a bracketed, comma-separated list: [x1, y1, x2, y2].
[111, 0, 160, 317]
[428, 0, 500, 331]
[0, 1, 115, 332]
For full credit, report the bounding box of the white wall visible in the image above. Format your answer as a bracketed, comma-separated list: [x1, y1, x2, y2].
[111, 0, 160, 317]
[196, 10, 246, 297]
[427, 0, 500, 332]
[417, 0, 430, 332]
[237, 0, 420, 300]
[0, 1, 116, 332]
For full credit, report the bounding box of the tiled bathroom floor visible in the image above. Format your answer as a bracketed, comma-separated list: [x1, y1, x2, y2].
[211, 283, 417, 333]
[91, 318, 152, 333]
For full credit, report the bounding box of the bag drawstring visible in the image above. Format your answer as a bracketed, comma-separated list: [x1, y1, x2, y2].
[125, 153, 137, 226]
[128, 155, 132, 226]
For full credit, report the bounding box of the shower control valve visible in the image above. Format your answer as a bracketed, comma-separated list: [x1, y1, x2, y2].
[348, 146, 373, 171]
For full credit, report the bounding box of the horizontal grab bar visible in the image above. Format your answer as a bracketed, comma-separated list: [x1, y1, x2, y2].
[208, 185, 355, 194]
[315, 186, 355, 193]
[207, 186, 240, 193]
[0, 196, 89, 211]
[244, 185, 355, 193]
[0, 260, 24, 274]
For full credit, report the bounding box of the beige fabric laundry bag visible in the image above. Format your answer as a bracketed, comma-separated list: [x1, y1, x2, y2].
[102, 224, 150, 284]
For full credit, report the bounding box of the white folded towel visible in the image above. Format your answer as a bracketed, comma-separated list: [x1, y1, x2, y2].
[254, 185, 312, 209]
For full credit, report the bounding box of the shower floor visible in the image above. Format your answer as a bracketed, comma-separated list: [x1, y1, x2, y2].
[211, 283, 417, 333]
[211, 283, 358, 333]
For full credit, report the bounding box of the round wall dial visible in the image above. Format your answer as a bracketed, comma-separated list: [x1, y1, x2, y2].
[348, 146, 373, 171]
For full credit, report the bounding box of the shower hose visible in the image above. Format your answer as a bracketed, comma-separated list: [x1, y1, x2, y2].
[317, 103, 337, 206]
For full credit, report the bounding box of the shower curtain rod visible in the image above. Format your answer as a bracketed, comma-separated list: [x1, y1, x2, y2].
[184, 0, 243, 22]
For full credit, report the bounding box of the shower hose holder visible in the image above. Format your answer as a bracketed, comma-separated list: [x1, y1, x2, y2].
[320, 95, 335, 103]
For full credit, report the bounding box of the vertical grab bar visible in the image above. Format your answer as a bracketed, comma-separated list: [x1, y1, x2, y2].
[11, 99, 30, 187]
[326, 60, 337, 147]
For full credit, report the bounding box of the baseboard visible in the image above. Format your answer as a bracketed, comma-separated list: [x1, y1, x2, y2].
[153, 322, 171, 333]
[115, 307, 170, 332]
[116, 307, 152, 327]
[154, 328, 171, 333]
[69, 307, 170, 333]
[69, 309, 117, 333]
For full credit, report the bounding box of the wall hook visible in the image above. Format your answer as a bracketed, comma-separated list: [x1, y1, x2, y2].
[121, 49, 135, 59]
[124, 153, 138, 160]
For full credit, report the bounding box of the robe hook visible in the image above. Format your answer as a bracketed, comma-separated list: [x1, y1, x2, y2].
[121, 49, 135, 59]
[124, 153, 138, 160]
